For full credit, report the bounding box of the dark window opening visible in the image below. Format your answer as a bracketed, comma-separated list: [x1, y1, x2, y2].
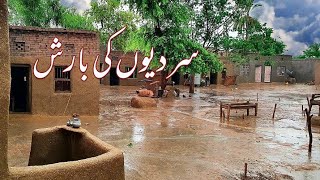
[55, 66, 71, 92]
[125, 67, 137, 78]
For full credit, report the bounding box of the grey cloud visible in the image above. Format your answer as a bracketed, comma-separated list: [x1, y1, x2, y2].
[252, 0, 320, 56]
[61, 0, 91, 13]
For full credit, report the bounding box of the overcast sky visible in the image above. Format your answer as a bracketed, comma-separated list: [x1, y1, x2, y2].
[61, 0, 320, 56]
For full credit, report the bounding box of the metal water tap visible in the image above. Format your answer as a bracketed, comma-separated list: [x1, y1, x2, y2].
[67, 113, 81, 128]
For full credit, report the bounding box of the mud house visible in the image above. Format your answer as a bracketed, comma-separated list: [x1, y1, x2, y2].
[99, 49, 184, 86]
[9, 26, 100, 115]
[99, 50, 146, 86]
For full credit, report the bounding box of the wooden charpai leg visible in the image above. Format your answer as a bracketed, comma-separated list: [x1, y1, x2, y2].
[227, 104, 231, 120]
[254, 103, 258, 116]
[220, 102, 223, 118]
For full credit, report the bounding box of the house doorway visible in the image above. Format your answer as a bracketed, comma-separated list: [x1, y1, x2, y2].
[255, 66, 262, 83]
[110, 67, 119, 86]
[10, 65, 31, 112]
[171, 72, 180, 85]
[264, 66, 271, 83]
[210, 72, 217, 84]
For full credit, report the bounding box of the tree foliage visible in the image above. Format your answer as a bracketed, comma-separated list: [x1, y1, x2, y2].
[8, 0, 94, 30]
[86, 0, 138, 50]
[215, 0, 285, 65]
[186, 0, 234, 49]
[61, 9, 95, 30]
[297, 43, 320, 59]
[125, 0, 223, 87]
[9, 0, 64, 27]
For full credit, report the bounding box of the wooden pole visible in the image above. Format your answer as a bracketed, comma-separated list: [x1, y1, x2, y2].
[307, 97, 311, 110]
[244, 163, 248, 178]
[246, 101, 249, 116]
[227, 104, 231, 121]
[272, 104, 277, 119]
[305, 108, 313, 153]
[222, 111, 225, 120]
[220, 102, 223, 118]
[254, 103, 258, 116]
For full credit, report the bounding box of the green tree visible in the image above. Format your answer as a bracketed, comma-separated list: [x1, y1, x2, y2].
[189, 0, 235, 50]
[125, 0, 222, 93]
[9, 0, 65, 27]
[86, 0, 138, 50]
[204, 0, 286, 65]
[8, 0, 23, 25]
[227, 25, 285, 65]
[297, 43, 320, 59]
[8, 0, 94, 30]
[61, 9, 94, 30]
[233, 0, 262, 40]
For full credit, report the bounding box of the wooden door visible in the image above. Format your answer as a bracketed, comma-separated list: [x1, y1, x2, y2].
[255, 66, 262, 83]
[264, 66, 271, 83]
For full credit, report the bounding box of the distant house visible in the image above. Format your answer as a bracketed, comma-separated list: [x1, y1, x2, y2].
[9, 26, 100, 115]
[99, 48, 320, 86]
[217, 54, 320, 85]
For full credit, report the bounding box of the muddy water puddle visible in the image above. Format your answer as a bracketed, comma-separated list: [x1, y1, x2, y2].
[8, 83, 320, 179]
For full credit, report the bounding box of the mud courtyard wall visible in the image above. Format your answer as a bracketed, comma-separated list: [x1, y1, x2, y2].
[315, 61, 320, 85]
[9, 26, 100, 115]
[291, 59, 315, 83]
[218, 55, 291, 84]
[224, 55, 316, 84]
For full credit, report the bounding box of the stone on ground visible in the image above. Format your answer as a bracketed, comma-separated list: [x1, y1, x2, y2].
[137, 89, 154, 97]
[131, 96, 157, 108]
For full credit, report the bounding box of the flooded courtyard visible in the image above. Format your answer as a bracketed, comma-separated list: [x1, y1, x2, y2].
[8, 83, 320, 179]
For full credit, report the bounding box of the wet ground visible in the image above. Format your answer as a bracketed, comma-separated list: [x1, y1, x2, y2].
[8, 83, 320, 179]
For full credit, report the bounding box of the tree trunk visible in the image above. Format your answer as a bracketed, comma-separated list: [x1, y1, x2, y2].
[160, 71, 168, 90]
[0, 0, 10, 178]
[189, 74, 195, 93]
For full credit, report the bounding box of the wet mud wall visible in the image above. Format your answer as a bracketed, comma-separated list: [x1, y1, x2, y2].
[0, 0, 10, 178]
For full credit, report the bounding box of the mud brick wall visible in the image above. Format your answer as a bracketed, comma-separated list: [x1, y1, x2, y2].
[100, 50, 164, 86]
[101, 50, 145, 86]
[291, 59, 315, 83]
[315, 61, 320, 85]
[0, 1, 10, 178]
[9, 26, 100, 115]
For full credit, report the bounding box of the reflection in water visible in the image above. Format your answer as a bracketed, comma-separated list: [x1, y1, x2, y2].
[132, 123, 145, 143]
